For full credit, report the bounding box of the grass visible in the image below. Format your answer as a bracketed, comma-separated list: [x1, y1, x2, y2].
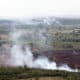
[52, 31, 80, 50]
[0, 67, 79, 80]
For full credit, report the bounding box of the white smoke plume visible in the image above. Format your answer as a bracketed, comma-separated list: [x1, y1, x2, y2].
[9, 29, 78, 72]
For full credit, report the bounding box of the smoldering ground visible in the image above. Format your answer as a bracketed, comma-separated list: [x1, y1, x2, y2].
[5, 29, 78, 72]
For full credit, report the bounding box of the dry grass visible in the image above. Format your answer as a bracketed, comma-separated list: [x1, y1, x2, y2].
[18, 77, 65, 80]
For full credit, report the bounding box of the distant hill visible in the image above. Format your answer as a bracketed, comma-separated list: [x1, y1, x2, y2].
[0, 17, 80, 28]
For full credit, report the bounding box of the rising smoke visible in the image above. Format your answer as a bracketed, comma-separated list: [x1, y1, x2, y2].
[9, 28, 78, 72]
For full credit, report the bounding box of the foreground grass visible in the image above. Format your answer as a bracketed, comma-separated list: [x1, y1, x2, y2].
[0, 67, 79, 80]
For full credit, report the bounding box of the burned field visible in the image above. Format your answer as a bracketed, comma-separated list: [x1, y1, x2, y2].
[35, 50, 80, 68]
[42, 49, 80, 69]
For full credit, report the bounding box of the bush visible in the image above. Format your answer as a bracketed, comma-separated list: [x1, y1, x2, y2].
[63, 44, 73, 48]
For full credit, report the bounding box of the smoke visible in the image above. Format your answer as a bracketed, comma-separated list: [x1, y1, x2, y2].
[9, 29, 78, 72]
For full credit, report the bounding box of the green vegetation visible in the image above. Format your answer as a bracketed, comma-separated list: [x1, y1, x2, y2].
[52, 29, 80, 50]
[0, 67, 79, 80]
[0, 24, 80, 51]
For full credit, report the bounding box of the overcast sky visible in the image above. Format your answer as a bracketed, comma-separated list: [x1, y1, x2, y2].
[0, 0, 80, 19]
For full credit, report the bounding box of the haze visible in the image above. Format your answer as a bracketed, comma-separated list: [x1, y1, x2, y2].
[0, 0, 80, 19]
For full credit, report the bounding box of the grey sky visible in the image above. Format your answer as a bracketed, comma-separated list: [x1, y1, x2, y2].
[0, 0, 80, 19]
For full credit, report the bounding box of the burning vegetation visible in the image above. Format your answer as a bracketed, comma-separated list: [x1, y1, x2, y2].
[0, 18, 80, 79]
